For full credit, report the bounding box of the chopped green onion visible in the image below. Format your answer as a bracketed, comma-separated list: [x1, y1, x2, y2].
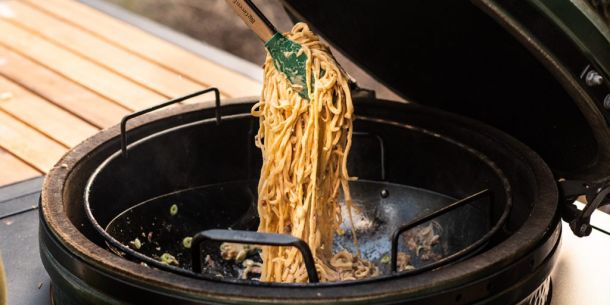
[182, 236, 192, 249]
[170, 204, 178, 216]
[160, 253, 178, 265]
[129, 238, 142, 250]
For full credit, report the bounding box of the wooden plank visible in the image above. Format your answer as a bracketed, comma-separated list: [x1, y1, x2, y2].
[6, 1, 205, 99]
[23, 0, 262, 98]
[0, 45, 129, 129]
[0, 148, 41, 186]
[0, 111, 67, 172]
[0, 75, 99, 147]
[0, 18, 164, 111]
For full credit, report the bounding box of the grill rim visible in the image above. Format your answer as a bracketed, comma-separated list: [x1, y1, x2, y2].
[40, 97, 559, 303]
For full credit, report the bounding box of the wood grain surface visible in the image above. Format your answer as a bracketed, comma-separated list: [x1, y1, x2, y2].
[0, 0, 261, 186]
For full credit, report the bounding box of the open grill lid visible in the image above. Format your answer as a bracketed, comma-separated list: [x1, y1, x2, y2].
[279, 0, 610, 183]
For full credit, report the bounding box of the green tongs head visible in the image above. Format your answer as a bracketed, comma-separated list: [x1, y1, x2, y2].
[265, 33, 310, 100]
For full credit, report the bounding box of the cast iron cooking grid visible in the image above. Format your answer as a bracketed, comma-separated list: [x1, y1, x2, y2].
[83, 88, 510, 285]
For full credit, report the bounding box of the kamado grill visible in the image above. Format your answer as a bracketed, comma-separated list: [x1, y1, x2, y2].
[39, 1, 610, 304]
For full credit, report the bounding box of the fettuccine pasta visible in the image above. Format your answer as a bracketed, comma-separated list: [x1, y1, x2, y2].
[253, 23, 377, 283]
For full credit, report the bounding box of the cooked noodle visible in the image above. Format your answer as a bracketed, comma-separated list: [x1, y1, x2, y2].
[252, 23, 377, 282]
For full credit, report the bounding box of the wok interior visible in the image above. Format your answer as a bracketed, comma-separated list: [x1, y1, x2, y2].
[104, 179, 490, 278]
[65, 101, 523, 282]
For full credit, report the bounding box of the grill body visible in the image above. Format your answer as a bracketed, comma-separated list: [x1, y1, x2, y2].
[40, 97, 560, 304]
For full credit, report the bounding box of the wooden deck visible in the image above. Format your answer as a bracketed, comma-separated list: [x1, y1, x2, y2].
[0, 0, 261, 186]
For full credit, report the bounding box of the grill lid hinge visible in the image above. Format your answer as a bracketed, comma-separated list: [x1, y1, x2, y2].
[558, 179, 610, 237]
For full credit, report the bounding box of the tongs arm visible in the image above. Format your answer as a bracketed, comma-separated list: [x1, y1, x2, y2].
[225, 0, 278, 42]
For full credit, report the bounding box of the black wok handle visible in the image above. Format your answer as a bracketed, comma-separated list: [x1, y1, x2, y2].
[391, 189, 491, 272]
[120, 88, 220, 158]
[191, 229, 319, 283]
